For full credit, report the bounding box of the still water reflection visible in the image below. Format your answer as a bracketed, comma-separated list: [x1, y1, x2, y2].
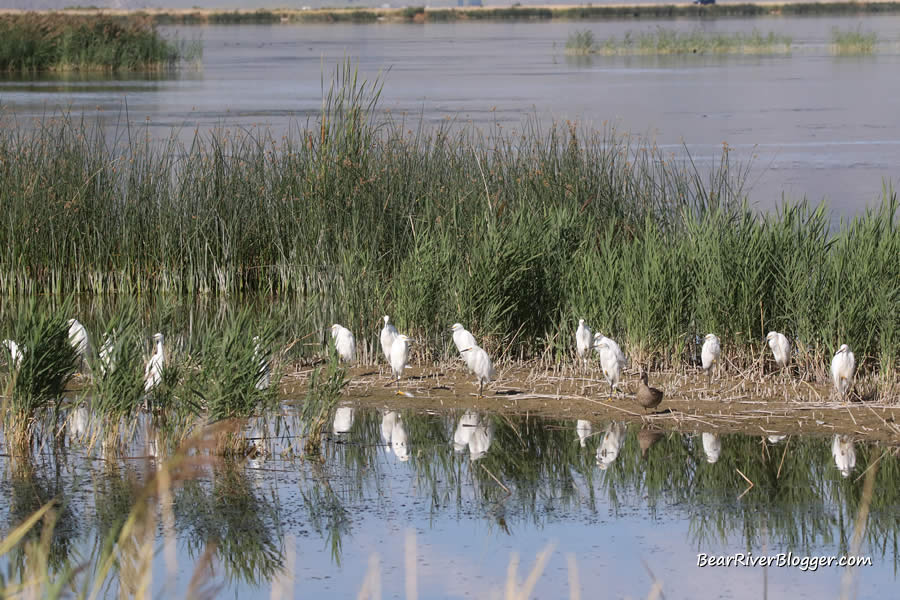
[2, 406, 898, 597]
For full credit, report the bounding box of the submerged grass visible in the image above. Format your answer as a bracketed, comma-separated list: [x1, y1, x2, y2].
[0, 62, 898, 381]
[567, 28, 794, 55]
[0, 13, 199, 72]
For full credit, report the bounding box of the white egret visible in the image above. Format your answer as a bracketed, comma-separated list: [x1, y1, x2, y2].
[391, 416, 410, 462]
[333, 406, 355, 434]
[450, 323, 477, 354]
[832, 434, 856, 478]
[2, 339, 23, 370]
[67, 318, 91, 367]
[453, 410, 480, 452]
[702, 432, 721, 464]
[381, 410, 399, 444]
[593, 333, 625, 393]
[468, 417, 493, 461]
[596, 422, 626, 470]
[253, 336, 271, 391]
[330, 324, 356, 364]
[575, 318, 592, 366]
[701, 333, 722, 380]
[830, 344, 855, 400]
[98, 333, 116, 376]
[389, 334, 412, 393]
[144, 333, 165, 393]
[766, 331, 791, 371]
[380, 315, 399, 363]
[460, 344, 494, 397]
[576, 419, 592, 448]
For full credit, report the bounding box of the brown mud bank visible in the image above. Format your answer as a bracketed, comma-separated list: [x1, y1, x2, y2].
[283, 363, 900, 444]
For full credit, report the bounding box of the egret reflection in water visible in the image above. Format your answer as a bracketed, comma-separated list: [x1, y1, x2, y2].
[576, 419, 592, 448]
[596, 422, 626, 470]
[832, 434, 856, 478]
[333, 406, 355, 434]
[702, 432, 722, 464]
[453, 410, 480, 452]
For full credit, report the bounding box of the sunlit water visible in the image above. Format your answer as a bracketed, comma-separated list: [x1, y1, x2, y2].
[1, 16, 899, 219]
[1, 406, 898, 598]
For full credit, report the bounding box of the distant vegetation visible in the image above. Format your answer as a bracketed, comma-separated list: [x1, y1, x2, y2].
[566, 28, 794, 55]
[0, 13, 200, 72]
[831, 26, 878, 54]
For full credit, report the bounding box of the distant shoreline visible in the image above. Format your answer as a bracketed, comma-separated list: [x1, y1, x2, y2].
[3, 2, 900, 24]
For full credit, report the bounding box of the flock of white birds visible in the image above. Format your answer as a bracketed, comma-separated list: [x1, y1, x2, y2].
[1, 315, 859, 401]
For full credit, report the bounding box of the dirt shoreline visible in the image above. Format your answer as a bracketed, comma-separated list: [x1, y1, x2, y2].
[280, 363, 900, 444]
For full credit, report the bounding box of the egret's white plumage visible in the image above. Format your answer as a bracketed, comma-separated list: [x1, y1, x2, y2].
[381, 410, 399, 444]
[98, 333, 116, 376]
[702, 432, 721, 464]
[144, 333, 165, 393]
[333, 406, 355, 434]
[253, 336, 271, 391]
[830, 344, 855, 400]
[593, 333, 625, 393]
[767, 435, 787, 444]
[2, 339, 23, 370]
[596, 422, 626, 470]
[766, 331, 791, 370]
[451, 323, 477, 355]
[68, 405, 89, 443]
[67, 319, 91, 365]
[330, 324, 356, 364]
[576, 419, 592, 448]
[575, 319, 592, 364]
[468, 417, 493, 462]
[391, 415, 410, 462]
[453, 410, 480, 452]
[461, 344, 494, 397]
[389, 334, 412, 392]
[701, 334, 721, 378]
[832, 434, 856, 478]
[380, 315, 399, 363]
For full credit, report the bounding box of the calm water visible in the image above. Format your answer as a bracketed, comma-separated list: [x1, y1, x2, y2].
[1, 17, 900, 217]
[1, 407, 898, 598]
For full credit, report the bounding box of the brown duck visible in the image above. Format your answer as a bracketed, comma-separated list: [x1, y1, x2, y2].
[637, 371, 663, 413]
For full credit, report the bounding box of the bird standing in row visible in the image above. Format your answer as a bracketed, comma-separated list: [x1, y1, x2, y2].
[330, 324, 356, 364]
[389, 334, 413, 394]
[575, 318, 592, 368]
[636, 371, 663, 413]
[701, 334, 721, 380]
[830, 344, 855, 400]
[593, 333, 625, 393]
[460, 345, 494, 398]
[68, 318, 91, 369]
[380, 315, 399, 363]
[766, 331, 791, 371]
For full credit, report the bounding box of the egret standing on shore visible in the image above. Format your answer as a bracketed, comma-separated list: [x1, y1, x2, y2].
[576, 319, 592, 367]
[330, 324, 356, 364]
[830, 344, 855, 400]
[144, 333, 165, 393]
[380, 316, 398, 363]
[766, 331, 791, 371]
[593, 333, 625, 393]
[460, 344, 494, 397]
[701, 334, 721, 380]
[389, 334, 412, 394]
[451, 323, 477, 355]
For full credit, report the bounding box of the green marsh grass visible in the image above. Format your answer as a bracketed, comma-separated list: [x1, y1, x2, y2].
[0, 14, 199, 72]
[0, 63, 898, 382]
[831, 26, 878, 54]
[568, 28, 793, 56]
[2, 301, 79, 453]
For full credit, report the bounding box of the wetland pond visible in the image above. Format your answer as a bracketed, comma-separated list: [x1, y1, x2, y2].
[2, 15, 900, 219]
[2, 370, 899, 598]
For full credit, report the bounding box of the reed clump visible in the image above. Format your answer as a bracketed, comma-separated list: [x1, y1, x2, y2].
[568, 28, 793, 55]
[830, 26, 878, 54]
[0, 13, 197, 72]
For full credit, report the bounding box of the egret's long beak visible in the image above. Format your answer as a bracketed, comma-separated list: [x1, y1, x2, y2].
[461, 347, 472, 353]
